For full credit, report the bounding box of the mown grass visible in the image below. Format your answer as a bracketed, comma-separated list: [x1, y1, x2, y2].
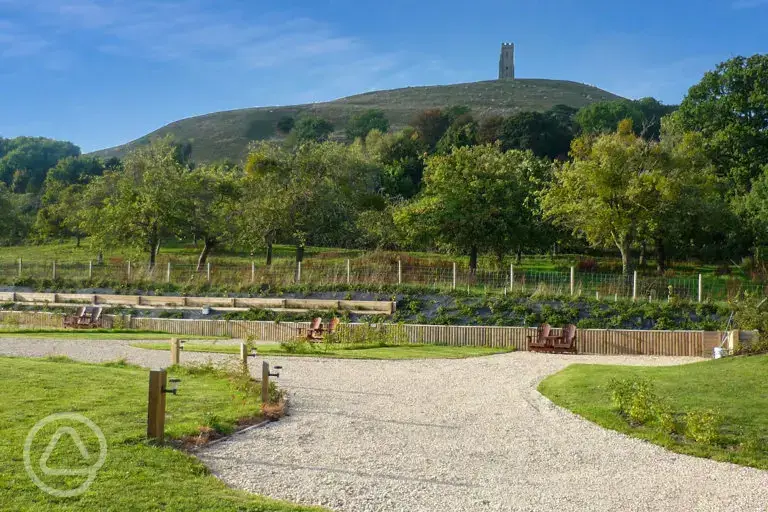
[131, 341, 514, 360]
[538, 355, 768, 469]
[0, 356, 325, 511]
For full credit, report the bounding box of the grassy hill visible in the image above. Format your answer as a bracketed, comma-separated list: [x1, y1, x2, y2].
[89, 79, 623, 163]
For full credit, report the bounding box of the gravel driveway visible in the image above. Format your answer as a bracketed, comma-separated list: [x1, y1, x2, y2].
[2, 338, 768, 511]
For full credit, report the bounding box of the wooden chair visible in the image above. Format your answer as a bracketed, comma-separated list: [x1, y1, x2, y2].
[552, 324, 577, 354]
[297, 317, 323, 340]
[527, 323, 553, 352]
[64, 306, 103, 329]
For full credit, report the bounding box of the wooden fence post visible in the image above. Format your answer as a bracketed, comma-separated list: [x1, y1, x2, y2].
[698, 274, 703, 303]
[453, 262, 457, 290]
[570, 266, 575, 296]
[240, 343, 253, 371]
[147, 369, 167, 442]
[510, 264, 514, 290]
[346, 259, 351, 285]
[206, 261, 211, 283]
[296, 261, 301, 283]
[261, 361, 270, 404]
[128, 260, 132, 280]
[88, 260, 93, 279]
[52, 261, 56, 280]
[170, 338, 181, 365]
[251, 261, 255, 284]
[166, 262, 171, 283]
[398, 259, 402, 285]
[18, 257, 22, 277]
[632, 270, 638, 302]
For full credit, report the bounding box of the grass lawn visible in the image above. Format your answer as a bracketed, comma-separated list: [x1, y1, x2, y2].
[0, 356, 325, 511]
[0, 328, 222, 340]
[538, 355, 768, 469]
[131, 341, 514, 360]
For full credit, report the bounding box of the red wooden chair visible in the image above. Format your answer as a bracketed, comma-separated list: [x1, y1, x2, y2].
[297, 317, 323, 340]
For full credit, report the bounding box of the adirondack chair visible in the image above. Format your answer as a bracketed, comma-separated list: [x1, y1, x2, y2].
[64, 306, 103, 329]
[306, 317, 342, 342]
[297, 317, 323, 340]
[527, 323, 553, 352]
[552, 324, 577, 353]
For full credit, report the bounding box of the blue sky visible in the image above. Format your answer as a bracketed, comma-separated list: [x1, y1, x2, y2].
[0, 0, 766, 152]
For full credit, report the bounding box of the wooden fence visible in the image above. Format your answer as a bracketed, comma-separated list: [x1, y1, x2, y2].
[0, 310, 741, 357]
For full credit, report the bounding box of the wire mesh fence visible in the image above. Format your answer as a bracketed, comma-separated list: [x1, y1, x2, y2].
[1, 257, 765, 302]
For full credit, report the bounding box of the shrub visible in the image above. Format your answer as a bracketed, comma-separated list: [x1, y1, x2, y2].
[684, 409, 721, 445]
[608, 377, 658, 424]
[576, 258, 598, 272]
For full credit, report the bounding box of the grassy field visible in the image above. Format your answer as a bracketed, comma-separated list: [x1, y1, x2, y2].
[0, 356, 324, 511]
[131, 341, 515, 360]
[88, 79, 621, 163]
[538, 355, 768, 469]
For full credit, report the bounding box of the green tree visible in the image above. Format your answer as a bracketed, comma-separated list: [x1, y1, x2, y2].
[542, 121, 662, 275]
[675, 54, 768, 193]
[410, 109, 451, 151]
[0, 136, 80, 193]
[436, 118, 478, 155]
[184, 164, 242, 271]
[346, 109, 390, 140]
[276, 116, 295, 134]
[499, 111, 572, 159]
[289, 116, 334, 144]
[394, 144, 550, 270]
[363, 128, 426, 198]
[81, 138, 190, 268]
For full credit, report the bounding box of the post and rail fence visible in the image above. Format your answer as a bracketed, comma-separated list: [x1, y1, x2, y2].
[2, 257, 766, 303]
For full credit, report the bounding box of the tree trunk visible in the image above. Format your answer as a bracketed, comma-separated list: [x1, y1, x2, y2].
[655, 237, 666, 275]
[617, 236, 633, 276]
[196, 238, 216, 272]
[639, 242, 646, 268]
[469, 245, 478, 272]
[97, 251, 103, 266]
[296, 245, 304, 263]
[75, 235, 81, 248]
[515, 247, 522, 265]
[265, 242, 273, 266]
[148, 243, 157, 269]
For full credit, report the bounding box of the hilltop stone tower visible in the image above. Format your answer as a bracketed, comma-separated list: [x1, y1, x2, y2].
[498, 42, 515, 79]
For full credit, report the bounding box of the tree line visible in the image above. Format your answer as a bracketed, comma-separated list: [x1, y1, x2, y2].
[3, 54, 768, 276]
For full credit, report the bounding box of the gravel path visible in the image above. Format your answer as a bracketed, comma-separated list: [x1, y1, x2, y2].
[2, 338, 768, 511]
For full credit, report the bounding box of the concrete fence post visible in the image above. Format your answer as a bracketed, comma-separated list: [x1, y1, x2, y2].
[452, 262, 457, 290]
[88, 260, 93, 279]
[698, 274, 703, 303]
[128, 260, 132, 280]
[251, 261, 255, 284]
[510, 264, 514, 290]
[296, 261, 301, 283]
[18, 258, 22, 277]
[346, 259, 351, 285]
[206, 261, 211, 283]
[52, 261, 56, 280]
[166, 262, 171, 283]
[570, 266, 575, 296]
[632, 270, 638, 301]
[397, 259, 402, 285]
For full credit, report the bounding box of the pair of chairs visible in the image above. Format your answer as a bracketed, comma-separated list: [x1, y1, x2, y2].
[527, 323, 577, 353]
[63, 306, 103, 329]
[297, 317, 340, 341]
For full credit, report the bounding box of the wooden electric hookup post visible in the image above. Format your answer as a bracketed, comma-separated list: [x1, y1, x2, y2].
[261, 362, 281, 405]
[240, 343, 256, 371]
[147, 369, 180, 442]
[170, 338, 183, 365]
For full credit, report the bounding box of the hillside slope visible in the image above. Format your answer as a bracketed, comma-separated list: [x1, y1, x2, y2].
[90, 79, 623, 163]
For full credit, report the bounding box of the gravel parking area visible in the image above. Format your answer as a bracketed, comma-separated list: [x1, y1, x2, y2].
[2, 338, 768, 511]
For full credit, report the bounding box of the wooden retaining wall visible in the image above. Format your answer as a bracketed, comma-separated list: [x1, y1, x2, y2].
[0, 311, 738, 357]
[0, 292, 395, 313]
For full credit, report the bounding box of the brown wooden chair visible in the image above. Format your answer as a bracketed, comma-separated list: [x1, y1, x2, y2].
[64, 306, 103, 329]
[552, 324, 577, 354]
[297, 317, 323, 340]
[527, 323, 553, 352]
